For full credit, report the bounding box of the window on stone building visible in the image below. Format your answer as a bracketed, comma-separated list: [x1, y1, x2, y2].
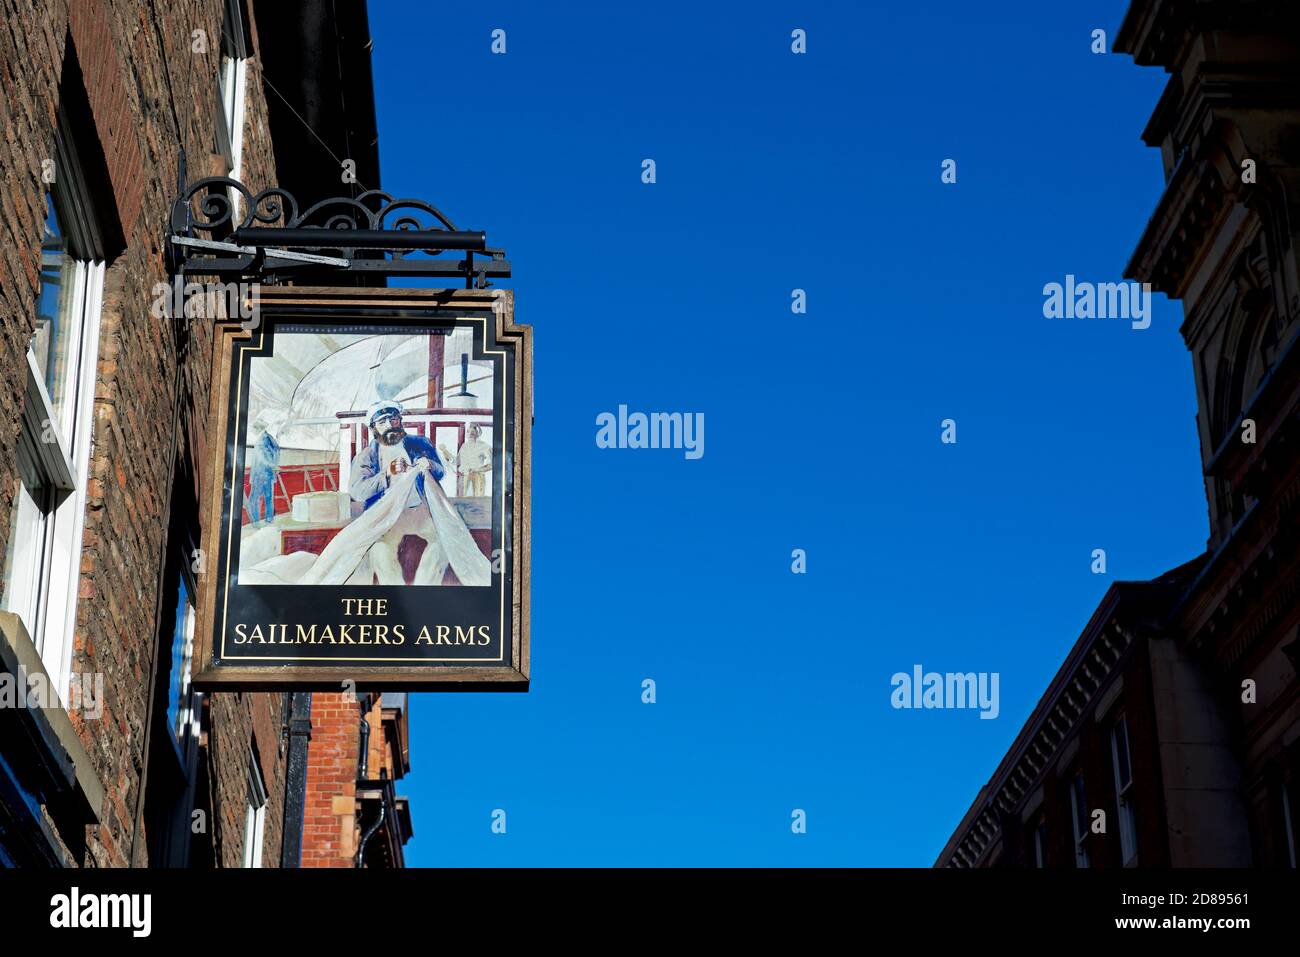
[1111, 715, 1138, 865]
[1069, 773, 1090, 868]
[0, 106, 108, 696]
[1032, 818, 1047, 868]
[243, 746, 268, 868]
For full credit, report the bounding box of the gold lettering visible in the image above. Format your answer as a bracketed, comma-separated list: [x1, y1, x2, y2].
[341, 597, 390, 617]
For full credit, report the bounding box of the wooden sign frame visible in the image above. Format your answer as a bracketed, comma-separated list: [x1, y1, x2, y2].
[192, 287, 531, 690]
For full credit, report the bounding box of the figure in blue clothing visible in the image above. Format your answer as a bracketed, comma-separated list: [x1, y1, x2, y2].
[247, 419, 281, 523]
[348, 399, 449, 585]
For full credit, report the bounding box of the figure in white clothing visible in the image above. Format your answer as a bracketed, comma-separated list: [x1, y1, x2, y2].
[453, 424, 491, 497]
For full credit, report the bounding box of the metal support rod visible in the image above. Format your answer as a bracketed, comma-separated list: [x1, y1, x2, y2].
[232, 227, 486, 250]
[179, 257, 510, 277]
[166, 177, 506, 282]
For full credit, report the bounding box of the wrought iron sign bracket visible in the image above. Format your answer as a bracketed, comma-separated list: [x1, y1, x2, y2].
[166, 176, 510, 288]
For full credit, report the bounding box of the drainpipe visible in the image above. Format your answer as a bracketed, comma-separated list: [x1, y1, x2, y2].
[279, 692, 312, 868]
[355, 799, 386, 868]
[357, 694, 371, 780]
[353, 693, 375, 867]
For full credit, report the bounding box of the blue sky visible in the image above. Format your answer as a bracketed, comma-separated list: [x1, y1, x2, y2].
[366, 0, 1206, 865]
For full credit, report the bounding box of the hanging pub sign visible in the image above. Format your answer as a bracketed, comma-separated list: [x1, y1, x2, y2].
[192, 286, 531, 690]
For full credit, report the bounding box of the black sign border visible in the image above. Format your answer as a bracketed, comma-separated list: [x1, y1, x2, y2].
[191, 288, 530, 692]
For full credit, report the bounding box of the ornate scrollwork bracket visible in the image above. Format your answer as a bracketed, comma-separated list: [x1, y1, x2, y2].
[166, 174, 509, 288]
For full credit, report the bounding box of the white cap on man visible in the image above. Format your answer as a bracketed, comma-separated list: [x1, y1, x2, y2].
[368, 399, 404, 428]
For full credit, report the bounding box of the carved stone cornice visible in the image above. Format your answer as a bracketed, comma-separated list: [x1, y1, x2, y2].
[1115, 0, 1298, 69]
[934, 574, 1197, 867]
[1123, 142, 1234, 298]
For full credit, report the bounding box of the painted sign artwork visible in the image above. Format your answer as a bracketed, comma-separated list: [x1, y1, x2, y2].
[238, 327, 494, 589]
[209, 312, 519, 677]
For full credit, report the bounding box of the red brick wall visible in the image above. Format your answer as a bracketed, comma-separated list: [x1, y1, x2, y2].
[0, 0, 287, 866]
[301, 691, 361, 867]
[66, 0, 141, 236]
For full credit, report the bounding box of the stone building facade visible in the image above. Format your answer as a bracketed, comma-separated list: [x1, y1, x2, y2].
[937, 0, 1300, 869]
[0, 0, 406, 868]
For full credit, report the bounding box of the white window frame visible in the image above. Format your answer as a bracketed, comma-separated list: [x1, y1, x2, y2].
[217, 0, 250, 217]
[1111, 716, 1138, 865]
[1070, 773, 1090, 868]
[242, 748, 268, 868]
[219, 54, 247, 179]
[4, 185, 105, 701]
[3, 428, 55, 644]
